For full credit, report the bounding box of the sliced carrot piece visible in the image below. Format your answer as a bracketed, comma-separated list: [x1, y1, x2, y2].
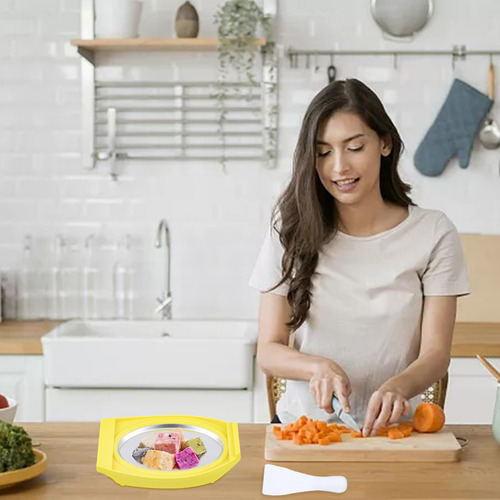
[398, 420, 414, 430]
[399, 426, 412, 437]
[292, 434, 303, 445]
[350, 431, 363, 438]
[274, 430, 284, 440]
[317, 421, 327, 432]
[329, 432, 342, 443]
[318, 438, 330, 445]
[388, 427, 405, 440]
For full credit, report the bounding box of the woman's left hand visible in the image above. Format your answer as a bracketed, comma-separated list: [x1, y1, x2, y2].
[362, 385, 411, 437]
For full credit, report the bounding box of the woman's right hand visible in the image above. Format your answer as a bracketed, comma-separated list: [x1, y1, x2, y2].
[309, 359, 352, 414]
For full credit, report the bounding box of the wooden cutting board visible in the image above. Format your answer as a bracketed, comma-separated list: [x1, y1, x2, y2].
[264, 425, 462, 462]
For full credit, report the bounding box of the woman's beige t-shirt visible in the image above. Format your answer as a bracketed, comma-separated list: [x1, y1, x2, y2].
[249, 205, 470, 424]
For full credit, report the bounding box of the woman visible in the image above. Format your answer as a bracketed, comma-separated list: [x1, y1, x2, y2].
[249, 79, 470, 437]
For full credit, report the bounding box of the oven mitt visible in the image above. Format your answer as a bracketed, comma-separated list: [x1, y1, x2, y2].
[414, 79, 492, 176]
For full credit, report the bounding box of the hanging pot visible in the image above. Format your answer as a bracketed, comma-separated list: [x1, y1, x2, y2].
[371, 0, 433, 40]
[175, 1, 199, 38]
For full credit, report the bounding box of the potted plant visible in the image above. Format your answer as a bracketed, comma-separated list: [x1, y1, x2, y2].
[213, 0, 277, 169]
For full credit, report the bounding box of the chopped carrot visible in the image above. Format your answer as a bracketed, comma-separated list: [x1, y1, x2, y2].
[292, 434, 303, 445]
[317, 421, 327, 432]
[318, 438, 330, 445]
[398, 420, 414, 430]
[350, 431, 363, 438]
[273, 430, 284, 440]
[329, 432, 342, 443]
[388, 427, 405, 440]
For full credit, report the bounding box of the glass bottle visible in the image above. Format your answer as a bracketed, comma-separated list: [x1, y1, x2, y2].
[82, 234, 98, 319]
[113, 234, 134, 319]
[48, 235, 65, 319]
[17, 234, 36, 319]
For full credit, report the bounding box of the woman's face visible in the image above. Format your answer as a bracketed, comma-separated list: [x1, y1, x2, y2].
[315, 111, 391, 207]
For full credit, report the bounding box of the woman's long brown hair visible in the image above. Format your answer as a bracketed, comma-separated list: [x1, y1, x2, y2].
[268, 79, 414, 331]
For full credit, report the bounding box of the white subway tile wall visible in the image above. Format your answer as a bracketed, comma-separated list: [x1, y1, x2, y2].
[0, 0, 499, 320]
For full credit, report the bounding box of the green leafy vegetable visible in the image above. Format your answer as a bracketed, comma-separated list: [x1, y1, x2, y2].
[0, 420, 35, 472]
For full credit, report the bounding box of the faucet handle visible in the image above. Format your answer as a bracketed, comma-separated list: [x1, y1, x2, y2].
[155, 294, 173, 315]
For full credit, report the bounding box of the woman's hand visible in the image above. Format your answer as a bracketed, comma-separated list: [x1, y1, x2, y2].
[309, 359, 352, 414]
[362, 384, 411, 437]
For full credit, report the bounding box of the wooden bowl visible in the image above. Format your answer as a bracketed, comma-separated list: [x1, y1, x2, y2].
[0, 449, 46, 490]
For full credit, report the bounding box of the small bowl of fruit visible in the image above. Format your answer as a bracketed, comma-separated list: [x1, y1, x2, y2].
[0, 394, 17, 424]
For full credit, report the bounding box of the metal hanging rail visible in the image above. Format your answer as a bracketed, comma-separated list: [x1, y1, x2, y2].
[287, 45, 500, 69]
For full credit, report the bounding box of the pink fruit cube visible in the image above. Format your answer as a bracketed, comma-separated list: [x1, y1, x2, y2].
[154, 431, 181, 454]
[174, 447, 199, 470]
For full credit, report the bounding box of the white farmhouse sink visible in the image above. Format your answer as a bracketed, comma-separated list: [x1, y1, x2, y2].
[42, 320, 257, 389]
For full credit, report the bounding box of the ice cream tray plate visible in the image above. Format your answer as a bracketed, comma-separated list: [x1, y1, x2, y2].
[96, 414, 240, 489]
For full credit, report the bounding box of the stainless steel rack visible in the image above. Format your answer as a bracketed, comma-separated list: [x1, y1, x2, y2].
[92, 81, 266, 178]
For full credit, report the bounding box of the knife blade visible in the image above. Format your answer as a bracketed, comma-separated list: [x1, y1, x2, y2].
[331, 395, 361, 433]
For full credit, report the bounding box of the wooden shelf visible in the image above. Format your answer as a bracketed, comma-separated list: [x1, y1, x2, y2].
[71, 37, 267, 63]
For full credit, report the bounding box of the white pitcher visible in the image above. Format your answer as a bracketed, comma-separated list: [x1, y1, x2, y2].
[95, 0, 143, 38]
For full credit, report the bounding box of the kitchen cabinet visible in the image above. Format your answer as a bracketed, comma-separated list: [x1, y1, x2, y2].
[445, 357, 499, 424]
[0, 355, 44, 421]
[45, 387, 253, 423]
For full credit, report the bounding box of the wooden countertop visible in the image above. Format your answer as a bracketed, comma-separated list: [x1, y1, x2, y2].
[2, 423, 499, 499]
[0, 321, 62, 354]
[1, 320, 500, 357]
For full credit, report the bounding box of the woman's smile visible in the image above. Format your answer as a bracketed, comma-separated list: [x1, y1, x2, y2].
[333, 177, 360, 191]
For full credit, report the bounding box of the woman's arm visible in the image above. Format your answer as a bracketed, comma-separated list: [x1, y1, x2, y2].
[256, 292, 352, 413]
[383, 294, 457, 398]
[362, 295, 457, 435]
[256, 292, 322, 380]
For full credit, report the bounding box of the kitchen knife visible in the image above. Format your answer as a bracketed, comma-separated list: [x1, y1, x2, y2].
[331, 395, 361, 432]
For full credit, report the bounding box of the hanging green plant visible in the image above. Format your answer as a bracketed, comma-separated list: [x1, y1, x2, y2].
[213, 0, 278, 169]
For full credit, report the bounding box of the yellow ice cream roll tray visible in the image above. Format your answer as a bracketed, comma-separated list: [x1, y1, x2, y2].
[96, 414, 240, 489]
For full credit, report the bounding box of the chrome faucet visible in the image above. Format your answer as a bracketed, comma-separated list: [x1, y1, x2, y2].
[155, 219, 172, 319]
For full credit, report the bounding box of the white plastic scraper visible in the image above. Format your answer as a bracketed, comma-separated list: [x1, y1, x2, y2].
[262, 464, 347, 496]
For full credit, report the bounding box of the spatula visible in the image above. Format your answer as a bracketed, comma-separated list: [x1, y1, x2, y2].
[262, 464, 347, 496]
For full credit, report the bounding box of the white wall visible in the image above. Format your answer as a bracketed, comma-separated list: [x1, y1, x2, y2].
[1, 0, 499, 321]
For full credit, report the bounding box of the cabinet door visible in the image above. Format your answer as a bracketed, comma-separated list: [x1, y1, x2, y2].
[445, 358, 499, 424]
[0, 355, 44, 422]
[46, 388, 253, 422]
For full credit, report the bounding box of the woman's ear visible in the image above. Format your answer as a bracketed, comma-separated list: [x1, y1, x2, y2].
[381, 135, 392, 157]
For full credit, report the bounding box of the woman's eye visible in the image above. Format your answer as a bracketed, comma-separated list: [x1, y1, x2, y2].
[316, 150, 330, 158]
[348, 146, 364, 152]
